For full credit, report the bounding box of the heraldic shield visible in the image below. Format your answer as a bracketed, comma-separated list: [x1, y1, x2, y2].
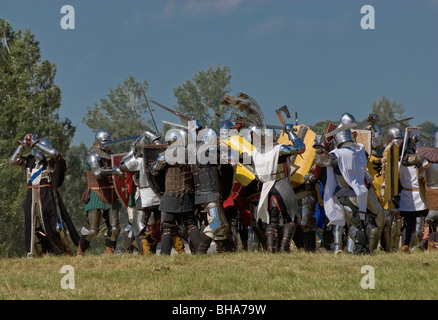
[142, 144, 169, 199]
[381, 141, 400, 208]
[277, 124, 317, 188]
[111, 153, 130, 207]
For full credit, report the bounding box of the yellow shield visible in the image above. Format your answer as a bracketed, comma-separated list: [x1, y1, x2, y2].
[277, 125, 316, 188]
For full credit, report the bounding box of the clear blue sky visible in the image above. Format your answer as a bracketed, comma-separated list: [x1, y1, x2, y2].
[1, 0, 437, 147]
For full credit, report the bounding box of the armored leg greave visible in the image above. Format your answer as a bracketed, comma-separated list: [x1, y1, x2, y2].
[84, 209, 101, 242]
[332, 225, 344, 253]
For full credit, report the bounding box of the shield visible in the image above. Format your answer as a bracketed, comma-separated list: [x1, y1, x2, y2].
[111, 153, 130, 207]
[381, 141, 400, 208]
[277, 124, 317, 188]
[352, 129, 372, 156]
[143, 144, 169, 199]
[220, 135, 256, 186]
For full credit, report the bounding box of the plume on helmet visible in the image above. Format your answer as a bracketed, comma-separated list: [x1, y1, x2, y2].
[221, 92, 266, 132]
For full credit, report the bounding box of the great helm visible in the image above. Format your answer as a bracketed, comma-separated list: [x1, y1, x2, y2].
[333, 112, 356, 148]
[95, 130, 112, 151]
[387, 126, 404, 145]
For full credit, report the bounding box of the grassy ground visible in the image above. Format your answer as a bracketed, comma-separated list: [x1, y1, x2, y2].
[1, 249, 437, 300]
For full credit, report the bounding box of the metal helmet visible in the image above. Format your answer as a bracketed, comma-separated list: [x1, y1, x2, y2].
[95, 130, 112, 151]
[200, 127, 219, 145]
[432, 129, 438, 149]
[333, 113, 356, 148]
[31, 137, 52, 161]
[165, 128, 188, 146]
[143, 130, 161, 144]
[134, 134, 153, 155]
[387, 126, 403, 144]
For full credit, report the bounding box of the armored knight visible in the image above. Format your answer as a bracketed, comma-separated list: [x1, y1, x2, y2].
[10, 134, 80, 258]
[251, 124, 306, 253]
[398, 128, 429, 252]
[119, 131, 165, 254]
[194, 127, 235, 253]
[315, 113, 370, 254]
[77, 130, 124, 255]
[364, 114, 393, 252]
[400, 129, 438, 250]
[151, 127, 201, 255]
[386, 126, 404, 251]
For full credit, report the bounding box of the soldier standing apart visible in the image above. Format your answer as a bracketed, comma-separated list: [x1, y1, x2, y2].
[78, 130, 124, 255]
[10, 134, 80, 258]
[151, 126, 202, 255]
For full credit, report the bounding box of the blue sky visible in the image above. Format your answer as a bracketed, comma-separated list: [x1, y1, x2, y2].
[1, 0, 437, 147]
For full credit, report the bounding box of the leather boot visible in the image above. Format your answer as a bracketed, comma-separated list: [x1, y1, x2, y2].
[401, 245, 410, 253]
[198, 233, 213, 254]
[77, 236, 90, 257]
[280, 222, 295, 253]
[265, 228, 277, 253]
[303, 230, 316, 252]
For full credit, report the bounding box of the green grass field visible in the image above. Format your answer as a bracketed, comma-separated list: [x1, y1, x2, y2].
[1, 249, 437, 301]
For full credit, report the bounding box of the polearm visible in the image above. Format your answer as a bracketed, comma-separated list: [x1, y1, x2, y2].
[150, 99, 193, 122]
[140, 84, 160, 134]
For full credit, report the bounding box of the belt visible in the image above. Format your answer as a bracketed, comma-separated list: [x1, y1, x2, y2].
[403, 188, 419, 192]
[28, 184, 57, 189]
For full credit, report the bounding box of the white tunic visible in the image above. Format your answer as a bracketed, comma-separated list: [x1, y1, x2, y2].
[398, 164, 427, 212]
[323, 143, 369, 226]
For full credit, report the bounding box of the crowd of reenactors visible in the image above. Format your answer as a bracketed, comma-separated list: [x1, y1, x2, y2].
[9, 93, 438, 258]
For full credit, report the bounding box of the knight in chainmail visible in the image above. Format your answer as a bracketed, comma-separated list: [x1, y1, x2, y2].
[9, 134, 80, 258]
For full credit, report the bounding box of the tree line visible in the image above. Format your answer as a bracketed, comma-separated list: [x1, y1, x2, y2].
[1, 19, 436, 257]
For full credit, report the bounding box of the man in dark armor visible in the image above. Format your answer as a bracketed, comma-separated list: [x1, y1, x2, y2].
[10, 134, 79, 258]
[151, 126, 201, 255]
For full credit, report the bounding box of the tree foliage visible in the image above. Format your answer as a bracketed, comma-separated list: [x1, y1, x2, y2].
[0, 19, 75, 257]
[173, 65, 232, 130]
[83, 75, 156, 153]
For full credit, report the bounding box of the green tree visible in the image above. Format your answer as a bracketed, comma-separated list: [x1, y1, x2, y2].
[370, 97, 406, 142]
[0, 19, 75, 257]
[61, 143, 89, 227]
[309, 120, 337, 135]
[83, 75, 156, 153]
[173, 65, 232, 130]
[417, 121, 437, 147]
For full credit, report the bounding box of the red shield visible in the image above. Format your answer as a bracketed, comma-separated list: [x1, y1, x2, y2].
[111, 153, 130, 207]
